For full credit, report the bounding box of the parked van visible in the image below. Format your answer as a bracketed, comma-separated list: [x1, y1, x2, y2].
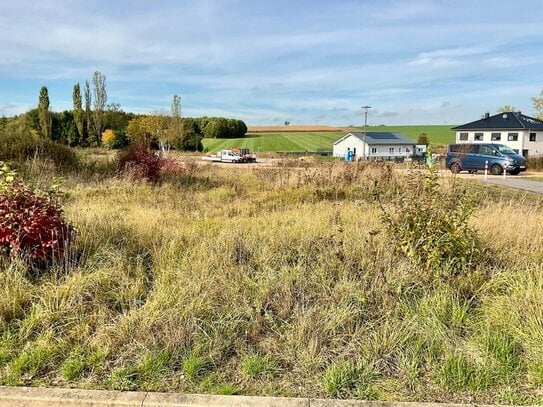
[446, 143, 527, 175]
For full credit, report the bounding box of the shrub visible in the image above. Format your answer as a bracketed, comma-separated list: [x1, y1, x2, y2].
[0, 130, 78, 171]
[101, 129, 116, 149]
[527, 156, 543, 172]
[41, 139, 79, 171]
[161, 157, 186, 175]
[379, 163, 484, 274]
[117, 143, 163, 183]
[0, 163, 74, 267]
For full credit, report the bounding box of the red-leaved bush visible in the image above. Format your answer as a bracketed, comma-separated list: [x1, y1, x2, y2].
[161, 157, 186, 175]
[117, 143, 163, 183]
[0, 182, 74, 265]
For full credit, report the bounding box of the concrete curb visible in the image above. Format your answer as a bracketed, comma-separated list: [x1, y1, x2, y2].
[0, 386, 525, 407]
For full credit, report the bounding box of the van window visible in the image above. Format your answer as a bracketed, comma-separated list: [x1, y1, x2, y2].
[496, 145, 516, 155]
[479, 145, 496, 155]
[449, 144, 472, 154]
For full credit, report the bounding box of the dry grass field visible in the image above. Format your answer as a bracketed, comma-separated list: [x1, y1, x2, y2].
[0, 153, 543, 404]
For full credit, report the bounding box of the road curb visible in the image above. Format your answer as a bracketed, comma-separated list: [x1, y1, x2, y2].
[0, 386, 529, 407]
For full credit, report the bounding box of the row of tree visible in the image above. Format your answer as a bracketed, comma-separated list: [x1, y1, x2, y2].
[6, 71, 248, 152]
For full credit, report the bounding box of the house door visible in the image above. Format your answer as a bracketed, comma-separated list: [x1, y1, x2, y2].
[353, 147, 357, 159]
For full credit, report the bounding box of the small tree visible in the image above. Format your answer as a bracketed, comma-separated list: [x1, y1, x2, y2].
[38, 86, 51, 139]
[167, 94, 183, 153]
[72, 83, 84, 144]
[532, 88, 543, 120]
[83, 80, 92, 146]
[92, 71, 107, 146]
[101, 129, 116, 149]
[417, 133, 429, 146]
[497, 105, 517, 113]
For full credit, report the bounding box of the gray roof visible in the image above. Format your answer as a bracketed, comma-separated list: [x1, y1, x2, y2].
[334, 132, 416, 145]
[453, 111, 543, 131]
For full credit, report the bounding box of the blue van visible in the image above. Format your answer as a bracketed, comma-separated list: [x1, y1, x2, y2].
[446, 143, 527, 175]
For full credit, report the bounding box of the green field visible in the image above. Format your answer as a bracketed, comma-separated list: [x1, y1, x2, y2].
[367, 125, 455, 146]
[201, 125, 455, 153]
[202, 132, 344, 153]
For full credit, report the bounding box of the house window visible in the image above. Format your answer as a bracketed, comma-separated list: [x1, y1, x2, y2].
[389, 147, 394, 154]
[406, 147, 411, 153]
[399, 147, 403, 153]
[459, 132, 468, 141]
[530, 133, 537, 142]
[371, 147, 377, 154]
[474, 132, 483, 141]
[491, 132, 501, 141]
[508, 133, 518, 141]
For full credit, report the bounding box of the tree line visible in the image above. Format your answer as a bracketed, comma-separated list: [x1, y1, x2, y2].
[1, 71, 248, 152]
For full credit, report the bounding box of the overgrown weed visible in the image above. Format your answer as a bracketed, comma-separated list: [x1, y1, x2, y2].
[0, 156, 541, 403]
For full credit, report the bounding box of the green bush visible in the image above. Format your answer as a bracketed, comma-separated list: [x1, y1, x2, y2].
[0, 130, 78, 171]
[379, 164, 484, 274]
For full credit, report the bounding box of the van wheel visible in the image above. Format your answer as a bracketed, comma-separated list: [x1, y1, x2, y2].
[450, 162, 461, 174]
[490, 163, 503, 175]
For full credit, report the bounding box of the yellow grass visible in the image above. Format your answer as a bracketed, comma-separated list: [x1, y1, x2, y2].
[1, 158, 543, 404]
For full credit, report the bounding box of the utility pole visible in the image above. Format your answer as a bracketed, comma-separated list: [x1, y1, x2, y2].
[361, 106, 371, 160]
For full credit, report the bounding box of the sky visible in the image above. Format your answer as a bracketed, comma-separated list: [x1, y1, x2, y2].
[2, 0, 543, 126]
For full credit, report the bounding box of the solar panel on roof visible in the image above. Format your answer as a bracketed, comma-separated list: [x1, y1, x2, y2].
[367, 133, 398, 140]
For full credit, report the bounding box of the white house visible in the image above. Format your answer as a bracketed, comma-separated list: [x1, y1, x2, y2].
[333, 132, 416, 160]
[452, 111, 543, 157]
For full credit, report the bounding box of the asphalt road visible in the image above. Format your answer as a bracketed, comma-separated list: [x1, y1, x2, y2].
[479, 175, 543, 194]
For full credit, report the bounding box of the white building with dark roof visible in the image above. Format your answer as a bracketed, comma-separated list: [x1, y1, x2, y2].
[333, 132, 416, 160]
[452, 111, 543, 157]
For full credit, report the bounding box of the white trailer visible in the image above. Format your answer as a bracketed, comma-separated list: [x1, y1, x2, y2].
[202, 150, 243, 163]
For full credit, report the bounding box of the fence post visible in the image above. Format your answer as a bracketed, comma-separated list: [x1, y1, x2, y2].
[484, 160, 488, 180]
[503, 165, 506, 179]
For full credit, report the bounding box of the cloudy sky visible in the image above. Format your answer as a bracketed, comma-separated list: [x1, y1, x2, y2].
[2, 0, 543, 125]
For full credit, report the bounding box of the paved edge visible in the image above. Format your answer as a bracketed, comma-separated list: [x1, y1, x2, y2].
[0, 386, 534, 407]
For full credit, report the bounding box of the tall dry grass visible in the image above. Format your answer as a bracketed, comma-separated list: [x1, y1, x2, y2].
[0, 156, 542, 404]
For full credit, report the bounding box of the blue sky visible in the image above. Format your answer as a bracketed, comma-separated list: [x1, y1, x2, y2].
[2, 0, 543, 125]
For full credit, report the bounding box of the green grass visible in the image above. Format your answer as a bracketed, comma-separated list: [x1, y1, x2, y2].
[201, 125, 454, 153]
[367, 125, 455, 146]
[202, 131, 345, 153]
